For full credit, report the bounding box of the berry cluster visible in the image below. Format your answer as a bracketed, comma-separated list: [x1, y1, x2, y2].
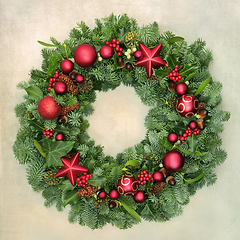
[137, 170, 154, 185]
[48, 71, 64, 91]
[76, 173, 92, 187]
[167, 65, 182, 82]
[43, 128, 54, 138]
[179, 127, 201, 141]
[105, 39, 123, 56]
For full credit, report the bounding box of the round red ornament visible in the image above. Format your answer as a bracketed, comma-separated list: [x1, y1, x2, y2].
[167, 133, 178, 143]
[175, 82, 188, 96]
[98, 191, 107, 199]
[176, 94, 199, 117]
[60, 59, 74, 74]
[75, 74, 84, 83]
[38, 96, 61, 120]
[99, 45, 114, 59]
[133, 190, 146, 203]
[189, 121, 198, 130]
[74, 44, 97, 68]
[55, 133, 64, 141]
[162, 150, 184, 172]
[109, 189, 120, 200]
[152, 171, 164, 182]
[54, 81, 67, 95]
[134, 50, 143, 60]
[117, 174, 139, 197]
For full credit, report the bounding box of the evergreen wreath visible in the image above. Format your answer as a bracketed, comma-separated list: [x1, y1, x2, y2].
[13, 13, 230, 229]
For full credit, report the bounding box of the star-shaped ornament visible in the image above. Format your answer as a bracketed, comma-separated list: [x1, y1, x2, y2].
[55, 152, 88, 185]
[135, 43, 167, 77]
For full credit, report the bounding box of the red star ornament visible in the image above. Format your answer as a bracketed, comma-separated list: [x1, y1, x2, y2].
[135, 43, 167, 77]
[55, 152, 88, 185]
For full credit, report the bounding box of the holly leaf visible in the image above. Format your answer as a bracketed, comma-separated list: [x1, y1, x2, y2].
[25, 86, 43, 100]
[118, 201, 141, 222]
[28, 119, 45, 132]
[47, 56, 59, 76]
[186, 134, 198, 152]
[179, 63, 198, 77]
[88, 176, 107, 187]
[167, 36, 184, 44]
[171, 122, 187, 135]
[58, 179, 75, 191]
[154, 68, 170, 77]
[83, 156, 95, 174]
[42, 138, 75, 166]
[62, 190, 80, 207]
[159, 137, 172, 150]
[174, 146, 201, 156]
[194, 78, 212, 96]
[54, 125, 71, 135]
[166, 53, 178, 69]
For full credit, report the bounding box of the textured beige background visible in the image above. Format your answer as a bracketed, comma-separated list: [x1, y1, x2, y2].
[1, 0, 240, 239]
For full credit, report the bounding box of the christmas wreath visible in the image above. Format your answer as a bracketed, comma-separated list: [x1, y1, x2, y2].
[13, 14, 230, 229]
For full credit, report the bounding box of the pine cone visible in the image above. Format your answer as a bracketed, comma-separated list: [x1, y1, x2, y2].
[59, 74, 78, 95]
[60, 101, 79, 116]
[78, 185, 98, 198]
[148, 182, 166, 194]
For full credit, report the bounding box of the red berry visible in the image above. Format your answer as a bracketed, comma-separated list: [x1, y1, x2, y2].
[112, 43, 116, 48]
[175, 65, 179, 69]
[115, 47, 120, 51]
[47, 87, 51, 91]
[169, 73, 173, 77]
[178, 75, 182, 80]
[119, 48, 123, 52]
[109, 44, 113, 47]
[117, 52, 122, 56]
[105, 41, 110, 45]
[112, 39, 116, 43]
[116, 40, 120, 45]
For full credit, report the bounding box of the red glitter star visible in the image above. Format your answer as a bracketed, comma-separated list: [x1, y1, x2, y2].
[135, 43, 167, 77]
[55, 152, 88, 185]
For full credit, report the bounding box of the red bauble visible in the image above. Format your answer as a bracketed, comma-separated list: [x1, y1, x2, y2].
[152, 171, 164, 182]
[134, 50, 143, 60]
[55, 152, 88, 186]
[175, 82, 188, 96]
[176, 94, 199, 117]
[75, 74, 84, 83]
[99, 45, 114, 59]
[109, 189, 120, 200]
[117, 174, 139, 197]
[74, 44, 97, 68]
[54, 81, 67, 95]
[168, 133, 179, 143]
[162, 150, 184, 172]
[98, 191, 107, 199]
[60, 59, 74, 74]
[37, 96, 61, 120]
[133, 190, 146, 203]
[55, 133, 64, 141]
[189, 121, 198, 130]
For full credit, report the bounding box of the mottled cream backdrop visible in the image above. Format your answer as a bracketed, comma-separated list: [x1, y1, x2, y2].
[1, 0, 239, 239]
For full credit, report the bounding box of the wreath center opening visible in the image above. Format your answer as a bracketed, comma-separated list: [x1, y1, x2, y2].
[86, 84, 151, 157]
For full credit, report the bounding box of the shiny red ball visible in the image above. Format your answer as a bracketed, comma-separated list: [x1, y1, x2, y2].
[176, 94, 199, 117]
[175, 82, 188, 96]
[134, 50, 143, 60]
[99, 45, 114, 59]
[117, 174, 139, 197]
[152, 171, 164, 182]
[55, 133, 64, 141]
[189, 121, 198, 130]
[162, 150, 184, 172]
[133, 190, 146, 203]
[75, 74, 84, 83]
[60, 59, 74, 74]
[109, 189, 120, 200]
[74, 44, 97, 68]
[54, 81, 67, 95]
[168, 133, 179, 143]
[98, 191, 107, 199]
[38, 96, 61, 120]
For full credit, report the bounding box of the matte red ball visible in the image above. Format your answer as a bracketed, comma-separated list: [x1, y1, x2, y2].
[152, 171, 164, 182]
[98, 191, 107, 199]
[109, 189, 120, 200]
[176, 94, 199, 117]
[133, 190, 146, 203]
[60, 59, 74, 74]
[75, 74, 84, 83]
[162, 150, 184, 172]
[74, 44, 97, 68]
[134, 50, 143, 60]
[175, 82, 188, 96]
[38, 96, 61, 120]
[54, 81, 67, 95]
[168, 133, 179, 143]
[189, 121, 198, 130]
[99, 45, 114, 59]
[117, 174, 139, 197]
[55, 133, 64, 141]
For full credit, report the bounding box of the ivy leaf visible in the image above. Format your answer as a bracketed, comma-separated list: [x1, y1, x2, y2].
[118, 201, 141, 222]
[47, 56, 59, 76]
[83, 156, 95, 174]
[179, 63, 198, 77]
[194, 78, 212, 96]
[41, 138, 75, 166]
[186, 134, 198, 152]
[166, 53, 178, 69]
[183, 171, 205, 183]
[88, 176, 107, 187]
[25, 86, 43, 100]
[38, 40, 61, 48]
[58, 179, 75, 191]
[62, 190, 80, 207]
[28, 119, 45, 132]
[167, 36, 184, 44]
